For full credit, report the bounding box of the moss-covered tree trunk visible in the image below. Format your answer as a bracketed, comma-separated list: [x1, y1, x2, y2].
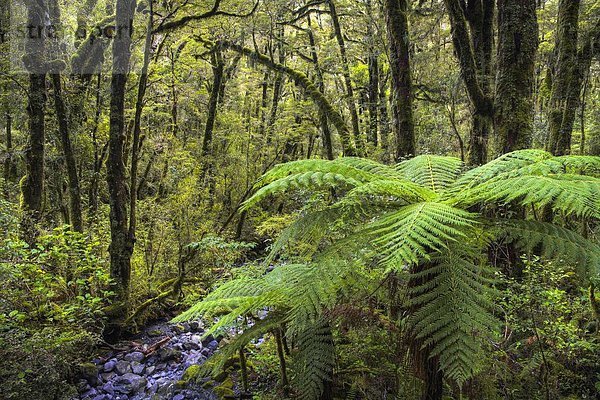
[201, 47, 224, 197]
[444, 0, 494, 166]
[328, 0, 364, 155]
[384, 0, 416, 161]
[106, 0, 136, 339]
[307, 15, 334, 160]
[20, 0, 47, 242]
[3, 113, 16, 196]
[48, 0, 84, 232]
[546, 0, 580, 155]
[495, 0, 539, 154]
[51, 74, 83, 232]
[546, 1, 599, 156]
[130, 0, 153, 235]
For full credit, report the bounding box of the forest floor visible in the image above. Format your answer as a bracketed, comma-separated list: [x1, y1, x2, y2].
[74, 320, 219, 400]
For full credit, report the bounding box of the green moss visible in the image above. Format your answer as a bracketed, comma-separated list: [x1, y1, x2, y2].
[181, 364, 202, 383]
[213, 376, 235, 399]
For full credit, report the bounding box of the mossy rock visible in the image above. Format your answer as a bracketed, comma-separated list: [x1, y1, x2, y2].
[181, 364, 202, 383]
[213, 377, 235, 399]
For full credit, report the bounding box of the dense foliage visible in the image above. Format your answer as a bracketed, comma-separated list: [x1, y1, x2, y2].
[0, 0, 599, 398]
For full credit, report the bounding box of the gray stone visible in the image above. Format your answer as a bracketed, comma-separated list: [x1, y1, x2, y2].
[173, 395, 185, 400]
[206, 340, 218, 350]
[145, 365, 156, 375]
[124, 351, 145, 362]
[113, 373, 147, 394]
[115, 360, 132, 375]
[183, 342, 200, 350]
[189, 321, 201, 331]
[100, 371, 116, 382]
[131, 361, 145, 375]
[103, 359, 117, 372]
[102, 382, 115, 395]
[158, 348, 181, 361]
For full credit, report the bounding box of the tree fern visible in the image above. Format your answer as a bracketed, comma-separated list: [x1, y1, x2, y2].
[177, 150, 600, 398]
[457, 174, 600, 218]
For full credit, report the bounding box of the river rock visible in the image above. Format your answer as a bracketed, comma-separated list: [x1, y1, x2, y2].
[103, 359, 117, 373]
[158, 347, 181, 361]
[124, 351, 145, 362]
[131, 361, 145, 375]
[113, 373, 146, 394]
[115, 360, 132, 375]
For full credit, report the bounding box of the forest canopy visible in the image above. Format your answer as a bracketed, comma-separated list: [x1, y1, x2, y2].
[0, 0, 599, 399]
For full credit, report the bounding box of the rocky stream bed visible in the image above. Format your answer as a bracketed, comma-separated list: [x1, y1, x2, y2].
[74, 320, 220, 400]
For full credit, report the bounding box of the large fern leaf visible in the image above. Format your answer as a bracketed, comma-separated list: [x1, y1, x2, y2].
[291, 320, 336, 400]
[457, 174, 600, 218]
[395, 155, 463, 192]
[497, 219, 600, 278]
[409, 249, 499, 386]
[363, 202, 478, 267]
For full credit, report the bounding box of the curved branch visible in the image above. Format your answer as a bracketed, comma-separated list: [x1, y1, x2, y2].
[154, 0, 259, 34]
[211, 39, 356, 156]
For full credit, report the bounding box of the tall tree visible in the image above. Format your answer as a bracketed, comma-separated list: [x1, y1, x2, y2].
[307, 14, 334, 160]
[106, 0, 136, 336]
[49, 0, 83, 232]
[20, 0, 48, 241]
[495, 0, 539, 153]
[328, 0, 364, 155]
[546, 0, 599, 155]
[444, 0, 494, 165]
[384, 0, 416, 160]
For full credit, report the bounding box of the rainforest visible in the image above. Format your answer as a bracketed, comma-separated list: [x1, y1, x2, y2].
[0, 0, 599, 399]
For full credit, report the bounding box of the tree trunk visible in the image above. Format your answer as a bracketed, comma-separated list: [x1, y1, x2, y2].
[328, 0, 364, 155]
[307, 15, 334, 160]
[201, 47, 224, 187]
[495, 0, 539, 154]
[105, 0, 136, 338]
[379, 72, 391, 163]
[21, 0, 47, 242]
[130, 0, 153, 236]
[384, 0, 416, 160]
[89, 75, 106, 218]
[51, 74, 83, 232]
[546, 0, 580, 155]
[367, 34, 379, 148]
[444, 0, 494, 166]
[3, 113, 17, 197]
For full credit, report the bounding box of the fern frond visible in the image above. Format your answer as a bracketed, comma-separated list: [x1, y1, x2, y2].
[333, 157, 406, 179]
[395, 155, 462, 192]
[458, 174, 600, 218]
[291, 320, 336, 400]
[497, 219, 600, 278]
[256, 159, 379, 186]
[283, 261, 360, 333]
[363, 202, 478, 267]
[197, 315, 285, 378]
[409, 249, 498, 387]
[242, 171, 361, 211]
[338, 179, 437, 206]
[450, 149, 553, 193]
[540, 155, 600, 176]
